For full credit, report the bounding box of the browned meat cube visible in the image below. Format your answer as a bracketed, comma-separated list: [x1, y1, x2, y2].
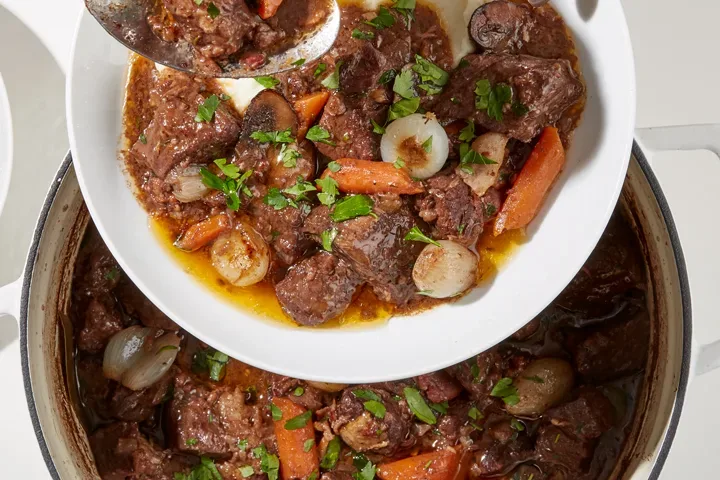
[78, 296, 125, 354]
[415, 370, 464, 403]
[547, 387, 615, 440]
[434, 54, 583, 142]
[535, 424, 592, 473]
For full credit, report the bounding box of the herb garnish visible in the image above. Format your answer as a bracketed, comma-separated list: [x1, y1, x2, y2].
[192, 347, 229, 382]
[422, 136, 433, 152]
[403, 387, 436, 425]
[365, 6, 396, 29]
[391, 0, 416, 28]
[378, 69, 397, 85]
[314, 63, 327, 78]
[303, 439, 315, 452]
[250, 128, 294, 144]
[186, 438, 199, 446]
[315, 176, 340, 205]
[284, 410, 312, 430]
[270, 402, 283, 421]
[510, 418, 525, 431]
[352, 453, 377, 480]
[413, 55, 449, 95]
[138, 133, 147, 144]
[292, 58, 306, 67]
[327, 161, 342, 172]
[458, 121, 476, 142]
[320, 437, 341, 469]
[429, 401, 449, 415]
[255, 76, 280, 89]
[363, 400, 386, 419]
[393, 69, 416, 99]
[195, 94, 220, 123]
[404, 226, 441, 247]
[458, 143, 497, 174]
[199, 160, 252, 211]
[207, 2, 220, 18]
[252, 445, 280, 480]
[306, 125, 336, 145]
[371, 119, 386, 134]
[321, 60, 344, 90]
[475, 79, 513, 121]
[352, 29, 375, 40]
[388, 97, 420, 121]
[331, 195, 374, 222]
[279, 144, 301, 167]
[321, 228, 338, 252]
[173, 456, 222, 480]
[239, 465, 254, 478]
[490, 377, 520, 406]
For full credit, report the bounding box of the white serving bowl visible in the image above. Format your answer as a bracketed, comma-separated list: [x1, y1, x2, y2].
[0, 73, 12, 216]
[67, 0, 635, 382]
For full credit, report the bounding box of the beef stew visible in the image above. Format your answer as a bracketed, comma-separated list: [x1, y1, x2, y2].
[123, 0, 585, 327]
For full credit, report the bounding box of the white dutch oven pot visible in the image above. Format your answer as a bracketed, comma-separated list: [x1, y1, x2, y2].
[0, 125, 719, 478]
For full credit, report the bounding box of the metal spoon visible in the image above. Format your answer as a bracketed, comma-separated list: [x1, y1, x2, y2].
[84, 0, 340, 78]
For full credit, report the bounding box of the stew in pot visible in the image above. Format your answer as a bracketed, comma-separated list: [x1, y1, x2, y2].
[72, 206, 649, 480]
[123, 0, 585, 327]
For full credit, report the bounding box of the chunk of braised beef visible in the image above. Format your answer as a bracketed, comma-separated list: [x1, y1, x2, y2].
[249, 194, 314, 267]
[78, 296, 127, 354]
[110, 371, 174, 422]
[115, 279, 179, 331]
[89, 422, 140, 480]
[571, 312, 650, 382]
[268, 374, 329, 410]
[511, 318, 541, 341]
[332, 203, 424, 305]
[469, 0, 575, 61]
[166, 371, 274, 457]
[448, 350, 505, 405]
[547, 387, 615, 440]
[415, 371, 464, 403]
[77, 356, 113, 420]
[535, 424, 592, 473]
[434, 54, 583, 143]
[131, 432, 197, 480]
[469, 415, 535, 477]
[275, 252, 362, 326]
[315, 92, 387, 160]
[330, 387, 414, 455]
[132, 70, 241, 178]
[415, 171, 500, 247]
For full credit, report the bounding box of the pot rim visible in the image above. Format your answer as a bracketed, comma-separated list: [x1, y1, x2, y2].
[18, 146, 692, 479]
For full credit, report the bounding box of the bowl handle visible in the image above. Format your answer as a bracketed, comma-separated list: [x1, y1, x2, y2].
[0, 276, 22, 322]
[636, 124, 720, 376]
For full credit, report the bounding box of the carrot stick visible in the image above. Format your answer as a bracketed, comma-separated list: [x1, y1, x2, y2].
[272, 397, 319, 480]
[174, 214, 231, 252]
[294, 91, 330, 138]
[494, 126, 565, 235]
[452, 449, 472, 480]
[377, 449, 460, 480]
[320, 158, 424, 195]
[258, 0, 284, 19]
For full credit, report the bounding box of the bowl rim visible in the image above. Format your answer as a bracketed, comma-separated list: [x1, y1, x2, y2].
[0, 73, 13, 217]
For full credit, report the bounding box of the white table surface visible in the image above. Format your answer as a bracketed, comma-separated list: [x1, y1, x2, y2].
[1, 0, 719, 476]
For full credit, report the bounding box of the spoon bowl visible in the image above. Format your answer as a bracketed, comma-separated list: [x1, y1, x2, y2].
[84, 0, 341, 77]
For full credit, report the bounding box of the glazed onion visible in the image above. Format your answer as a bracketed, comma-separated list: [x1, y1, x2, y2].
[456, 132, 508, 197]
[211, 220, 270, 287]
[103, 326, 181, 391]
[380, 113, 449, 180]
[412, 240, 478, 298]
[506, 358, 574, 416]
[171, 165, 210, 203]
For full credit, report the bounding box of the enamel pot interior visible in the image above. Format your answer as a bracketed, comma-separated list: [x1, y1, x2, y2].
[20, 149, 690, 479]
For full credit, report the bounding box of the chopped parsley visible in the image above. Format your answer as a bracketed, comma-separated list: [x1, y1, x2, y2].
[303, 439, 315, 452]
[378, 68, 397, 85]
[314, 63, 327, 78]
[485, 204, 497, 216]
[255, 76, 280, 89]
[468, 406, 483, 420]
[510, 418, 525, 431]
[393, 157, 406, 169]
[292, 58, 306, 67]
[105, 267, 120, 282]
[138, 133, 147, 144]
[352, 389, 381, 401]
[186, 438, 199, 446]
[284, 410, 312, 430]
[250, 128, 294, 144]
[192, 347, 230, 382]
[219, 93, 231, 101]
[458, 58, 470, 69]
[458, 121, 476, 142]
[365, 6, 396, 29]
[174, 456, 222, 480]
[413, 54, 449, 95]
[238, 465, 254, 478]
[393, 69, 416, 99]
[320, 437, 341, 469]
[270, 402, 283, 421]
[512, 101, 530, 117]
[321, 228, 338, 252]
[207, 2, 220, 18]
[321, 60, 344, 90]
[458, 142, 497, 174]
[284, 177, 317, 201]
[392, 0, 416, 28]
[371, 119, 386, 134]
[404, 226, 441, 247]
[252, 445, 279, 480]
[279, 144, 301, 167]
[306, 125, 336, 145]
[352, 29, 375, 40]
[293, 386, 305, 396]
[237, 439, 248, 451]
[475, 79, 513, 121]
[200, 162, 252, 211]
[195, 94, 221, 123]
[327, 161, 342, 172]
[352, 453, 377, 480]
[388, 97, 420, 121]
[331, 195, 374, 222]
[422, 135, 433, 152]
[316, 176, 340, 205]
[429, 401, 449, 415]
[490, 377, 520, 406]
[403, 387, 436, 425]
[363, 400, 386, 419]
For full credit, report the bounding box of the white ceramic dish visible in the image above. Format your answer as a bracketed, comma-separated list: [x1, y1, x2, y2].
[67, 0, 636, 382]
[0, 73, 12, 216]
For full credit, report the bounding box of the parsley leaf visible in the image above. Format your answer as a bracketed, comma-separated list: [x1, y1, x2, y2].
[363, 400, 386, 419]
[138, 133, 147, 144]
[388, 97, 420, 121]
[468, 406, 482, 420]
[510, 418, 525, 431]
[320, 437, 341, 470]
[321, 228, 337, 252]
[412, 55, 448, 94]
[392, 0, 416, 28]
[393, 69, 416, 99]
[213, 158, 239, 179]
[321, 60, 344, 90]
[393, 157, 406, 169]
[283, 177, 316, 201]
[352, 455, 377, 480]
[429, 401, 449, 415]
[490, 377, 520, 406]
[327, 161, 342, 172]
[284, 410, 312, 430]
[255, 76, 280, 89]
[403, 387, 436, 425]
[316, 176, 339, 205]
[475, 79, 513, 121]
[293, 386, 305, 396]
[239, 465, 254, 478]
[365, 6, 395, 29]
[352, 29, 374, 40]
[279, 144, 301, 167]
[192, 348, 229, 382]
[314, 63, 327, 78]
[378, 69, 397, 85]
[306, 125, 336, 145]
[200, 166, 252, 211]
[207, 2, 220, 18]
[195, 94, 220, 123]
[292, 58, 306, 66]
[352, 389, 381, 402]
[512, 101, 530, 116]
[458, 143, 497, 174]
[303, 439, 315, 452]
[253, 445, 280, 480]
[422, 136, 433, 152]
[263, 187, 294, 210]
[371, 119, 386, 134]
[250, 128, 294, 144]
[331, 195, 374, 222]
[237, 439, 248, 451]
[174, 456, 223, 480]
[458, 121, 476, 142]
[270, 402, 283, 421]
[404, 226, 441, 247]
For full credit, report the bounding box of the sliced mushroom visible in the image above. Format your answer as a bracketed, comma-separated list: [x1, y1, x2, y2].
[456, 132, 509, 197]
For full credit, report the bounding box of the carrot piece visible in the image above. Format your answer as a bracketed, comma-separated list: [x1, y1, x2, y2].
[272, 397, 319, 480]
[452, 449, 472, 480]
[494, 126, 565, 235]
[174, 214, 231, 252]
[320, 158, 424, 195]
[377, 449, 460, 480]
[258, 0, 284, 19]
[294, 91, 330, 137]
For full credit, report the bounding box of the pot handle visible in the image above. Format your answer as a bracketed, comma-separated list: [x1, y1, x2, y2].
[0, 276, 22, 323]
[635, 124, 720, 376]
